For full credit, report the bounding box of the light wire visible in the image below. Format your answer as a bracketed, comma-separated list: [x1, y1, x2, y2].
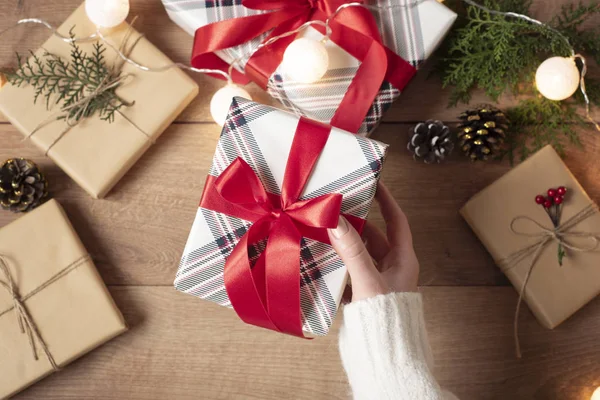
[0, 0, 598, 130]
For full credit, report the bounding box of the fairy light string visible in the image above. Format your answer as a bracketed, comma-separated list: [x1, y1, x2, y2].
[462, 0, 599, 131]
[0, 0, 598, 128]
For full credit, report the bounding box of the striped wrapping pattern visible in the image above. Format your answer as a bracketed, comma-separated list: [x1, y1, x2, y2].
[161, 0, 455, 135]
[175, 98, 388, 336]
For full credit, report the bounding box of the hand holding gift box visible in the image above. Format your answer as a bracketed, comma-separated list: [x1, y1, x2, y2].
[162, 0, 456, 135]
[176, 98, 388, 336]
[461, 146, 600, 357]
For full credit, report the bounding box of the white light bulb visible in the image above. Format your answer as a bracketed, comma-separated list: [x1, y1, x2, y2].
[535, 56, 580, 101]
[282, 38, 329, 83]
[591, 387, 600, 400]
[210, 84, 252, 126]
[85, 0, 130, 29]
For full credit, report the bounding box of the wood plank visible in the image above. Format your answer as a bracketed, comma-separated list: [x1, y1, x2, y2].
[10, 286, 600, 400]
[0, 0, 598, 124]
[2, 123, 600, 286]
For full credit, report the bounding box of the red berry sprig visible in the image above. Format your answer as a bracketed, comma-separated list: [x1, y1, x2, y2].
[533, 186, 568, 265]
[534, 186, 567, 211]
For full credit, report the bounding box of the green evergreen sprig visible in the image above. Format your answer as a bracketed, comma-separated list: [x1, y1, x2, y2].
[436, 0, 600, 162]
[1, 30, 130, 124]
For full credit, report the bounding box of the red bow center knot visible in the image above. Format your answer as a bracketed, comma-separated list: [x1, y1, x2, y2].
[211, 154, 343, 337]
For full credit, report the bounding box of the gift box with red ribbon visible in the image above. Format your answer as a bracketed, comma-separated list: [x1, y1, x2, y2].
[175, 98, 388, 336]
[162, 0, 456, 135]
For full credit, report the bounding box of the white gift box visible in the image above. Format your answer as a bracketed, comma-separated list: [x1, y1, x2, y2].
[162, 0, 456, 135]
[175, 98, 388, 335]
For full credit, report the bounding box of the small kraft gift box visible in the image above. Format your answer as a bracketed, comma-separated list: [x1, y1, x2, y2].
[175, 97, 388, 337]
[0, 199, 127, 398]
[162, 0, 456, 135]
[0, 3, 199, 199]
[461, 145, 600, 356]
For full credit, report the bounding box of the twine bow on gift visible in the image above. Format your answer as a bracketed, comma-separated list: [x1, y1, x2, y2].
[199, 117, 365, 337]
[191, 0, 416, 133]
[22, 19, 154, 155]
[499, 204, 599, 358]
[0, 253, 91, 370]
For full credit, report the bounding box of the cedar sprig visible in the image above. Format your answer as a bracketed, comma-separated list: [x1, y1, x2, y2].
[505, 97, 585, 163]
[1, 29, 129, 123]
[436, 0, 600, 163]
[438, 0, 576, 104]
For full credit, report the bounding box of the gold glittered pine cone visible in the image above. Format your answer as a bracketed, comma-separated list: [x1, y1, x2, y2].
[0, 158, 49, 213]
[457, 106, 509, 161]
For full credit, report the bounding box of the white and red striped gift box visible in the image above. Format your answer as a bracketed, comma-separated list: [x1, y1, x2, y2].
[162, 0, 456, 135]
[175, 98, 388, 336]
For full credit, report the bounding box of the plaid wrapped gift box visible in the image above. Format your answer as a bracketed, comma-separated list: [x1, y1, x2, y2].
[175, 98, 388, 336]
[162, 0, 456, 135]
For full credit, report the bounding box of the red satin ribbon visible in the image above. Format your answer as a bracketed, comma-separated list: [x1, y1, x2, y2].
[200, 117, 365, 336]
[191, 0, 416, 133]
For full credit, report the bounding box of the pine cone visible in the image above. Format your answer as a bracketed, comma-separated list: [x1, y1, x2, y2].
[407, 120, 454, 164]
[0, 158, 48, 213]
[457, 106, 508, 161]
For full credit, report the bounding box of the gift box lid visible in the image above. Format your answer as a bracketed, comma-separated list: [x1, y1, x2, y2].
[175, 97, 388, 336]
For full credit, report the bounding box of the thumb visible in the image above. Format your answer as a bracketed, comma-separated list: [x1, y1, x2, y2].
[328, 217, 389, 302]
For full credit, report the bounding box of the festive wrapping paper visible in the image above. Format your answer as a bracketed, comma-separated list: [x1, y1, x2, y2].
[0, 199, 127, 398]
[162, 0, 456, 135]
[0, 4, 199, 199]
[460, 146, 600, 329]
[176, 98, 388, 336]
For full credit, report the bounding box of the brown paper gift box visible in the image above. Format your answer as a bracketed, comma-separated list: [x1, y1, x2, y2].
[460, 145, 600, 329]
[0, 4, 199, 199]
[0, 199, 127, 399]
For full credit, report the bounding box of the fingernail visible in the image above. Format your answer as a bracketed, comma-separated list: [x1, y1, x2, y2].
[330, 216, 349, 239]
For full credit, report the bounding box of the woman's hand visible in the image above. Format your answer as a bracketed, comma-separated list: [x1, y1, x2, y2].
[327, 183, 420, 302]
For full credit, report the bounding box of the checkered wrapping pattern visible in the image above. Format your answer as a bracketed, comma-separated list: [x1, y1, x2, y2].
[161, 0, 456, 135]
[175, 98, 388, 336]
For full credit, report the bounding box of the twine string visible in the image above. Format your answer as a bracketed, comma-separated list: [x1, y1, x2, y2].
[0, 255, 58, 370]
[0, 253, 92, 371]
[499, 204, 599, 358]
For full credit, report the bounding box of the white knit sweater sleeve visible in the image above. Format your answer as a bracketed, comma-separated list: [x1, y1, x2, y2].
[338, 292, 457, 400]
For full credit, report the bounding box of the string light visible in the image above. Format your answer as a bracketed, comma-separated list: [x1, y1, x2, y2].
[210, 84, 252, 127]
[85, 0, 130, 29]
[2, 0, 599, 128]
[282, 38, 329, 83]
[535, 56, 580, 101]
[591, 387, 600, 400]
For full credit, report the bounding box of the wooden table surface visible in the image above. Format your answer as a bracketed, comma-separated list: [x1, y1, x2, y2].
[1, 1, 600, 399]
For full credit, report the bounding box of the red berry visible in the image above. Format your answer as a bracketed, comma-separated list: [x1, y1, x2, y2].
[547, 189, 557, 198]
[535, 195, 545, 204]
[554, 196, 563, 205]
[557, 187, 567, 196]
[543, 199, 552, 208]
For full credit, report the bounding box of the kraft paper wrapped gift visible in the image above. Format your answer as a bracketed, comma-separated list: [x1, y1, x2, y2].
[460, 145, 600, 330]
[0, 4, 199, 199]
[0, 199, 127, 399]
[162, 0, 456, 135]
[175, 98, 388, 336]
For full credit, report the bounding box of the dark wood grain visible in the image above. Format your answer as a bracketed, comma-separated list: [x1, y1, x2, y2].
[10, 286, 600, 400]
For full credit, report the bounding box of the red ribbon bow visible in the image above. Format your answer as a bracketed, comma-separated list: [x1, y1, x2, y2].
[191, 0, 416, 133]
[200, 117, 364, 336]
